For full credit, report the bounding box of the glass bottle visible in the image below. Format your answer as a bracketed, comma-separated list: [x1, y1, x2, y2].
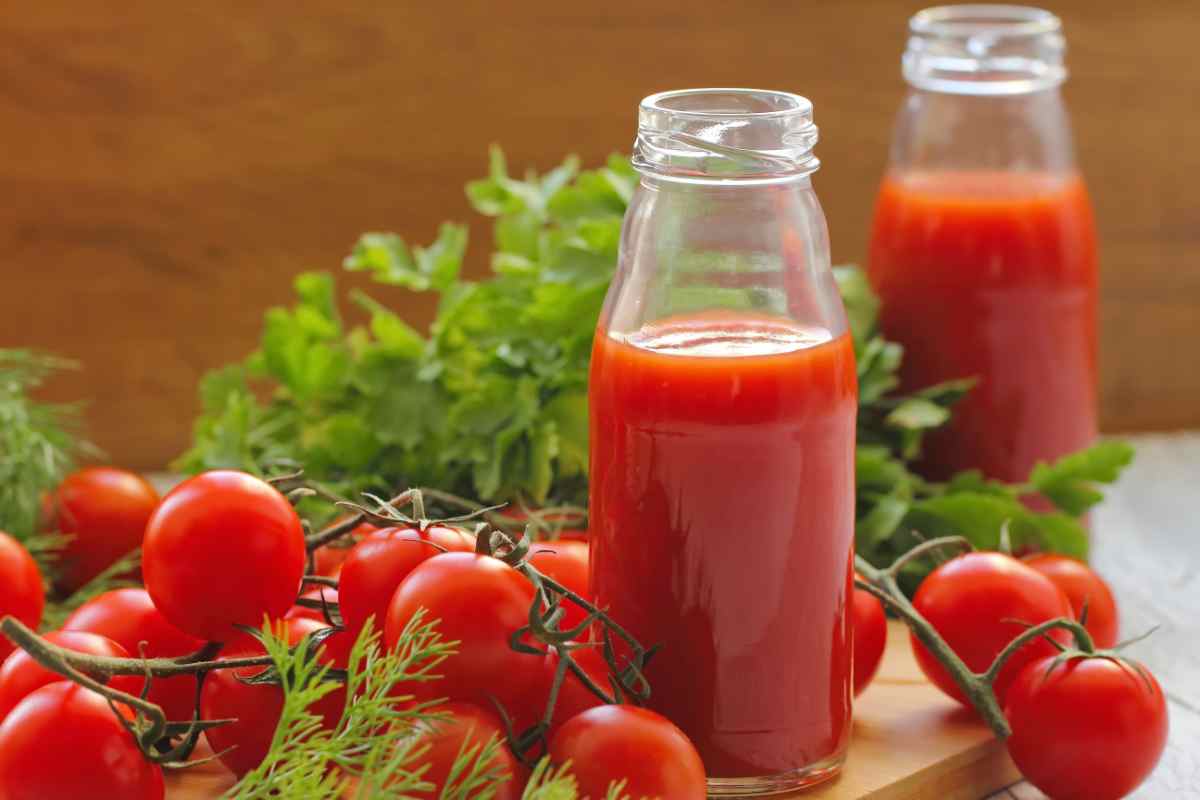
[589, 89, 856, 795]
[869, 5, 1098, 483]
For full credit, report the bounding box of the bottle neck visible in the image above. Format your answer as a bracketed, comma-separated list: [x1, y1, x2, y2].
[903, 5, 1067, 97]
[890, 82, 1076, 175]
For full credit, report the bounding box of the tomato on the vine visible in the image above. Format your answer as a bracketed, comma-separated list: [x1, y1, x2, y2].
[409, 702, 523, 799]
[0, 532, 44, 663]
[0, 630, 142, 721]
[143, 470, 306, 642]
[384, 552, 539, 712]
[62, 588, 205, 721]
[527, 539, 590, 632]
[47, 467, 160, 593]
[910, 552, 1072, 705]
[1023, 553, 1119, 648]
[852, 578, 887, 696]
[200, 618, 346, 778]
[549, 705, 706, 799]
[1005, 654, 1168, 800]
[340, 525, 474, 635]
[0, 682, 165, 800]
[312, 519, 377, 577]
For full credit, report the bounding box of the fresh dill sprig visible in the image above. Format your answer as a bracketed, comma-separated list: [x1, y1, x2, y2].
[0, 349, 93, 543]
[223, 612, 607, 799]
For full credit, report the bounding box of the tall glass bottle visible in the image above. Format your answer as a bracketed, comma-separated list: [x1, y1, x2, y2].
[869, 5, 1098, 483]
[589, 89, 857, 795]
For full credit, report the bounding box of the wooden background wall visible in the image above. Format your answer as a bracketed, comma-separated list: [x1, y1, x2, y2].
[2, 1, 1197, 469]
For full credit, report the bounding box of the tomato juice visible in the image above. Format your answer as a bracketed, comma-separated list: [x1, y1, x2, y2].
[868, 171, 1098, 481]
[589, 311, 857, 778]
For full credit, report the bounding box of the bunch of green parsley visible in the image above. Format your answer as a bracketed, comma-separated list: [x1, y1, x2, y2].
[177, 148, 1132, 585]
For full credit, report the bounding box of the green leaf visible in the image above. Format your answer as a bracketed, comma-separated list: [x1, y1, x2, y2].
[350, 290, 426, 359]
[1027, 440, 1136, 515]
[543, 392, 589, 478]
[907, 492, 1030, 550]
[886, 397, 951, 430]
[857, 490, 911, 547]
[344, 223, 467, 292]
[833, 266, 880, 347]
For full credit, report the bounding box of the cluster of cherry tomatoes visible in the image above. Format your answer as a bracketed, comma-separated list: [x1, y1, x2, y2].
[0, 468, 706, 799]
[0, 465, 1172, 800]
[854, 546, 1169, 800]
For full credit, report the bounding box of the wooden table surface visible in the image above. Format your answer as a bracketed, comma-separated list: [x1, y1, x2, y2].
[987, 433, 1200, 799]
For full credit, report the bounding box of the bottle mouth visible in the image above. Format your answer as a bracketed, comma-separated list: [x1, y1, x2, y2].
[633, 88, 820, 181]
[904, 5, 1066, 95]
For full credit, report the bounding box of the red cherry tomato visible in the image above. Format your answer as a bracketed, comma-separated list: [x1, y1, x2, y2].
[549, 705, 706, 799]
[340, 525, 474, 634]
[200, 618, 346, 778]
[911, 552, 1073, 705]
[409, 702, 523, 799]
[527, 539, 590, 632]
[286, 587, 341, 624]
[313, 519, 377, 577]
[1023, 553, 1119, 649]
[0, 532, 44, 663]
[522, 646, 611, 737]
[852, 578, 887, 696]
[0, 630, 143, 722]
[0, 683, 165, 800]
[143, 470, 306, 642]
[1006, 655, 1168, 800]
[61, 588, 206, 721]
[48, 467, 160, 592]
[384, 552, 539, 713]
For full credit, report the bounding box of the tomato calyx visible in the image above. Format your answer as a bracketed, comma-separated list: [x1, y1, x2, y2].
[856, 535, 1097, 740]
[228, 622, 349, 690]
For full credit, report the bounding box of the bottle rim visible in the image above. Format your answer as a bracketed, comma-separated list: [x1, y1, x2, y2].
[634, 88, 820, 181]
[903, 4, 1066, 95]
[909, 4, 1060, 38]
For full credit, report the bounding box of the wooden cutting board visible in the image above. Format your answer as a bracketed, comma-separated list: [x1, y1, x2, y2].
[166, 621, 1018, 799]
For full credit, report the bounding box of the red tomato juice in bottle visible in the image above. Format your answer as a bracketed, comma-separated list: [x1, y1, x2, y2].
[589, 89, 856, 795]
[869, 6, 1099, 483]
[869, 171, 1098, 481]
[590, 315, 856, 786]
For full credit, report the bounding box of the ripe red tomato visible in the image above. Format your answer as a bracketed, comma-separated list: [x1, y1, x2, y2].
[526, 539, 590, 632]
[62, 588, 205, 721]
[340, 525, 474, 634]
[409, 702, 523, 799]
[143, 470, 307, 642]
[0, 682, 165, 800]
[911, 552, 1073, 705]
[201, 618, 346, 778]
[48, 467, 160, 592]
[1023, 553, 1119, 649]
[312, 519, 377, 577]
[523, 646, 611, 737]
[852, 579, 887, 696]
[0, 630, 143, 721]
[384, 552, 539, 713]
[286, 587, 341, 624]
[549, 705, 706, 799]
[1005, 655, 1168, 800]
[0, 532, 44, 663]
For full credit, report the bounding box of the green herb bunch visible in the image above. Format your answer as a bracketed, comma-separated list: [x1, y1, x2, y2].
[0, 350, 90, 542]
[178, 148, 1132, 586]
